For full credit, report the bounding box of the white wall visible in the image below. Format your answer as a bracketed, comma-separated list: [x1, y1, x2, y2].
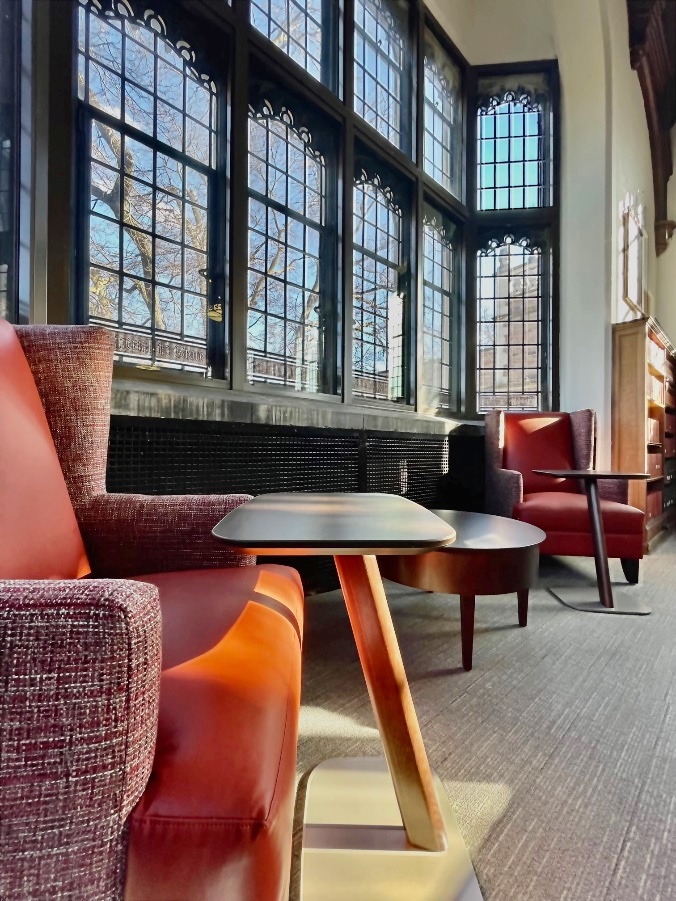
[550, 0, 613, 462]
[424, 0, 473, 57]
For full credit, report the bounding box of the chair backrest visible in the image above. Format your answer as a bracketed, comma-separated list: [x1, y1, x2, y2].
[0, 319, 90, 579]
[15, 324, 115, 507]
[503, 412, 576, 495]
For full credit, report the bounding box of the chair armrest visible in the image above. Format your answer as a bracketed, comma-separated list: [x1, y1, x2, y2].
[597, 480, 629, 504]
[78, 493, 256, 578]
[485, 467, 523, 517]
[0, 578, 161, 898]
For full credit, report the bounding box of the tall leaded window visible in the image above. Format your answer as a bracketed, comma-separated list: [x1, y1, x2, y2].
[474, 68, 556, 413]
[423, 30, 462, 199]
[78, 0, 216, 371]
[476, 73, 552, 211]
[250, 0, 324, 85]
[354, 0, 409, 152]
[247, 101, 329, 392]
[421, 207, 459, 413]
[352, 170, 406, 401]
[70, 3, 560, 418]
[477, 234, 550, 412]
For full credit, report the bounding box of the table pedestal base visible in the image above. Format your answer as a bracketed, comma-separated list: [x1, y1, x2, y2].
[548, 586, 651, 615]
[300, 757, 483, 901]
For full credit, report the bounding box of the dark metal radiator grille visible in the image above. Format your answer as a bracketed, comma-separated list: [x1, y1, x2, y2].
[106, 416, 472, 591]
[107, 418, 361, 496]
[365, 434, 449, 507]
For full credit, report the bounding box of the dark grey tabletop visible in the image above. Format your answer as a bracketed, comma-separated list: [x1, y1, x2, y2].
[430, 510, 546, 551]
[212, 492, 457, 555]
[533, 469, 649, 480]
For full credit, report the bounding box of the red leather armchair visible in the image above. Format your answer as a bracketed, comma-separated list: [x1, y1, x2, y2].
[0, 321, 304, 901]
[484, 410, 644, 583]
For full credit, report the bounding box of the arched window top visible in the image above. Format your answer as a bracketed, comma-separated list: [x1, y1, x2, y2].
[478, 89, 544, 117]
[354, 170, 401, 215]
[478, 234, 542, 256]
[80, 0, 216, 91]
[476, 70, 553, 212]
[248, 101, 325, 227]
[248, 100, 326, 167]
[423, 210, 456, 252]
[78, 0, 216, 168]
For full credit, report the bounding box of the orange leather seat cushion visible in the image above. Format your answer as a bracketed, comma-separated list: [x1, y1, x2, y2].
[124, 564, 304, 901]
[503, 412, 577, 495]
[514, 491, 645, 535]
[0, 319, 89, 579]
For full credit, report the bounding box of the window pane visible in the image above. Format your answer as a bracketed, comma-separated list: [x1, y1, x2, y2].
[476, 236, 546, 412]
[247, 106, 327, 392]
[423, 30, 462, 199]
[476, 72, 552, 211]
[353, 174, 405, 401]
[354, 0, 408, 151]
[251, 0, 324, 85]
[79, 3, 216, 373]
[421, 207, 459, 413]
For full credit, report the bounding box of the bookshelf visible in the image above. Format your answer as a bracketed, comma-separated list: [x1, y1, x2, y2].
[612, 316, 676, 550]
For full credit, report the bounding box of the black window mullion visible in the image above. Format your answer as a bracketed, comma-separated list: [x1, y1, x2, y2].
[229, 5, 250, 389]
[318, 151, 338, 394]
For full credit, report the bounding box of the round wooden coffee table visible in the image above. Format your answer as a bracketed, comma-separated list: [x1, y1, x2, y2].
[378, 510, 546, 671]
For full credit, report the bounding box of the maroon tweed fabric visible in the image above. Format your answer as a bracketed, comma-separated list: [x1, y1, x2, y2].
[484, 410, 523, 516]
[5, 325, 257, 894]
[0, 579, 161, 901]
[15, 325, 256, 575]
[570, 408, 627, 503]
[80, 492, 255, 577]
[15, 326, 114, 505]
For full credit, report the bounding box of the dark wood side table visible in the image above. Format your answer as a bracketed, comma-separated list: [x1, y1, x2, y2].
[533, 470, 651, 616]
[213, 492, 483, 901]
[379, 510, 545, 671]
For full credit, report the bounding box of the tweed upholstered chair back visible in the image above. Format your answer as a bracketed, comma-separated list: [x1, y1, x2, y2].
[14, 326, 115, 510]
[0, 321, 92, 579]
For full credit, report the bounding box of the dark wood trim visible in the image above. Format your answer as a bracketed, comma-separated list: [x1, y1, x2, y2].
[628, 0, 676, 255]
[46, 0, 77, 325]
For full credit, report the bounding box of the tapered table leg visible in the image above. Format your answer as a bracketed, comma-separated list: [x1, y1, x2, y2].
[544, 477, 651, 615]
[460, 596, 475, 672]
[585, 479, 614, 608]
[517, 589, 529, 627]
[333, 554, 445, 852]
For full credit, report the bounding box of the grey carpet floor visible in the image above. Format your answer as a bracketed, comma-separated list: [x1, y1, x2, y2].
[291, 535, 676, 900]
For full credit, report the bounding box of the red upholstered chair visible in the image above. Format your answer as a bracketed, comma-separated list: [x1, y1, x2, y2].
[484, 410, 644, 583]
[0, 321, 304, 901]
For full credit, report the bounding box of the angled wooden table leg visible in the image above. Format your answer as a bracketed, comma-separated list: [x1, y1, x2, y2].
[333, 554, 445, 851]
[212, 493, 483, 898]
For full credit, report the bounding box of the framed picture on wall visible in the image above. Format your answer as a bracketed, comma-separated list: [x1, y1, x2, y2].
[621, 200, 646, 313]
